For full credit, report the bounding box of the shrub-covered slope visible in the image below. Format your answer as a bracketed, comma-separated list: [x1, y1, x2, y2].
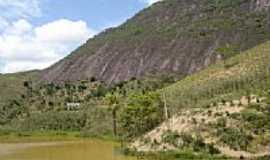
[132, 41, 270, 158]
[41, 0, 270, 84]
[163, 41, 270, 112]
[0, 71, 39, 108]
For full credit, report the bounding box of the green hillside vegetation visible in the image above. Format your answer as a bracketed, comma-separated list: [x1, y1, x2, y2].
[123, 41, 270, 160]
[0, 71, 39, 106]
[0, 74, 175, 139]
[163, 41, 270, 112]
[0, 71, 40, 125]
[134, 41, 270, 159]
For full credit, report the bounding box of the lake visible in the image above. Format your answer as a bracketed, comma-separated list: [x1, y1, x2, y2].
[0, 139, 136, 160]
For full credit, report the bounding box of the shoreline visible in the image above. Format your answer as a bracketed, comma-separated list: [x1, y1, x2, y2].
[0, 130, 116, 143]
[0, 133, 120, 158]
[0, 141, 72, 157]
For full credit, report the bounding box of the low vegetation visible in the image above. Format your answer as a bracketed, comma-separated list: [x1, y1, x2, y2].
[130, 41, 270, 159]
[163, 41, 270, 112]
[0, 75, 175, 140]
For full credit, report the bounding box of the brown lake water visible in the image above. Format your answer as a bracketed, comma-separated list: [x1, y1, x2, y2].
[0, 139, 136, 160]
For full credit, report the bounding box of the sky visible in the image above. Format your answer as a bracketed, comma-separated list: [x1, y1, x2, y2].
[0, 0, 161, 73]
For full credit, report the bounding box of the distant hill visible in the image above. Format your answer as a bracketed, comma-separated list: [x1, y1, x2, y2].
[41, 0, 270, 84]
[0, 71, 39, 108]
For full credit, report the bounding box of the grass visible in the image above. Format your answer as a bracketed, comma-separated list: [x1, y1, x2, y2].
[0, 130, 81, 143]
[124, 149, 231, 160]
[162, 41, 270, 112]
[0, 128, 119, 143]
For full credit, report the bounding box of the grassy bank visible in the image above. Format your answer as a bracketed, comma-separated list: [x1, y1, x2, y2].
[0, 127, 120, 143]
[123, 149, 232, 160]
[0, 130, 83, 143]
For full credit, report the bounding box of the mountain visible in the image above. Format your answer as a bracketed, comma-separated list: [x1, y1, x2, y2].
[41, 0, 270, 84]
[1, 1, 270, 158]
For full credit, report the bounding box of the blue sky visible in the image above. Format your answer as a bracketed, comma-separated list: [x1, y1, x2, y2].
[40, 0, 146, 30]
[0, 0, 161, 73]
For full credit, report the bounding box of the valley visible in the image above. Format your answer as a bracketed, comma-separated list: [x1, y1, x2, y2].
[0, 0, 270, 160]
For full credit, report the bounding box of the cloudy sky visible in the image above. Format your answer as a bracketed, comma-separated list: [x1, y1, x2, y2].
[0, 0, 161, 73]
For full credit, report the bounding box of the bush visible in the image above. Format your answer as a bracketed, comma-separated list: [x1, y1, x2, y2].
[91, 85, 108, 97]
[219, 127, 253, 151]
[0, 100, 27, 125]
[161, 131, 220, 154]
[241, 110, 270, 133]
[119, 92, 163, 138]
[161, 130, 183, 147]
[192, 136, 220, 154]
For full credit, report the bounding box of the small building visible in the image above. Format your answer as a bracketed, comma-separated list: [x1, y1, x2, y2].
[66, 102, 80, 111]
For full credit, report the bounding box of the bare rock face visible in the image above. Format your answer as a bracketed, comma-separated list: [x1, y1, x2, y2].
[41, 0, 270, 84]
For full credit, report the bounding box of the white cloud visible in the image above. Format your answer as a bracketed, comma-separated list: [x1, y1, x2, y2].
[1, 60, 53, 74]
[0, 0, 97, 73]
[4, 19, 32, 35]
[140, 0, 162, 5]
[35, 19, 94, 45]
[0, 19, 96, 73]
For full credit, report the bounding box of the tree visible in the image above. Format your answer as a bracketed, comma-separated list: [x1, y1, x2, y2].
[119, 92, 163, 138]
[105, 92, 122, 137]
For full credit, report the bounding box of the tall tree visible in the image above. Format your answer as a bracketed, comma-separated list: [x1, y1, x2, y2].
[105, 92, 121, 137]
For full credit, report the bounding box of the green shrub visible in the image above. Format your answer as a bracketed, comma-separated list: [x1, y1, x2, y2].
[219, 127, 253, 151]
[192, 136, 220, 154]
[161, 131, 220, 154]
[241, 110, 270, 133]
[0, 100, 27, 125]
[161, 130, 183, 147]
[119, 92, 163, 138]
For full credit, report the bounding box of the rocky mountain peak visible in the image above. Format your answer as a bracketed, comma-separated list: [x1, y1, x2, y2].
[41, 0, 270, 84]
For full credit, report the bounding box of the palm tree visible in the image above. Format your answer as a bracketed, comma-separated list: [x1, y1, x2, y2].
[105, 92, 121, 137]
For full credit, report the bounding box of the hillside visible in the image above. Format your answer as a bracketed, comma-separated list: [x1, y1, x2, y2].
[41, 0, 270, 84]
[0, 71, 39, 107]
[163, 40, 270, 111]
[132, 41, 270, 159]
